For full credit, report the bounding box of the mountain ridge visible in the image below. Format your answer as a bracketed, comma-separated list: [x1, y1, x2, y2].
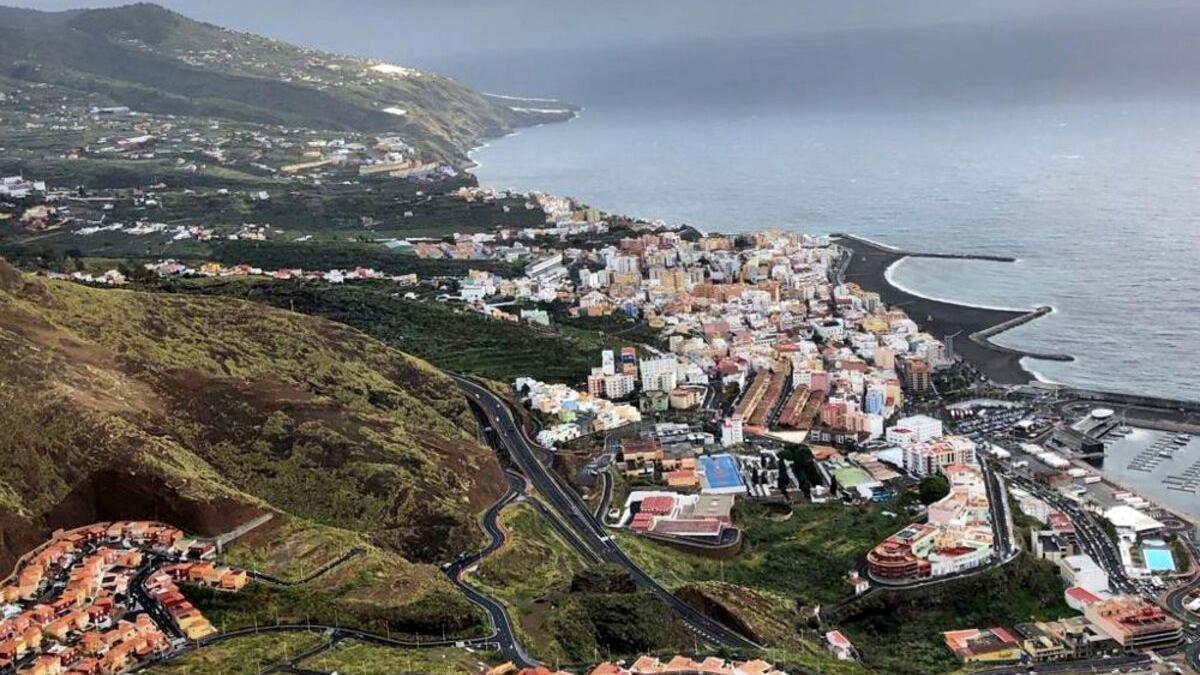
[0, 2, 575, 164]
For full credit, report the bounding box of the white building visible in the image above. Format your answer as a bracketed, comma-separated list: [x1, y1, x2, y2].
[526, 253, 567, 282]
[886, 415, 944, 446]
[1058, 554, 1111, 595]
[601, 349, 616, 376]
[721, 415, 745, 448]
[604, 373, 636, 399]
[903, 436, 976, 477]
[640, 356, 679, 392]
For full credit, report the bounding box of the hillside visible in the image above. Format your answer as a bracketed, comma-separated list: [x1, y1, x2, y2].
[0, 3, 573, 164]
[0, 258, 507, 574]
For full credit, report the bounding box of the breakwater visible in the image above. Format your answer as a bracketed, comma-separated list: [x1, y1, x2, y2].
[968, 306, 1074, 362]
[833, 233, 1065, 384]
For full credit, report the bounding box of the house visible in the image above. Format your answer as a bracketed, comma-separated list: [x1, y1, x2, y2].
[943, 627, 1023, 663]
[825, 630, 857, 660]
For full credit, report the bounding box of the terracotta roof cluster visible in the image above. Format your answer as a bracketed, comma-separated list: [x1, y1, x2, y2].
[0, 521, 248, 673]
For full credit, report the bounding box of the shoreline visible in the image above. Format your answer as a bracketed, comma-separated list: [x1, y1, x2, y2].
[882, 257, 1031, 314]
[834, 233, 1066, 385]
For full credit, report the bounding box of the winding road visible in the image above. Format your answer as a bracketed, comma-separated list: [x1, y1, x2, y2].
[135, 466, 541, 672]
[443, 470, 540, 669]
[452, 374, 761, 652]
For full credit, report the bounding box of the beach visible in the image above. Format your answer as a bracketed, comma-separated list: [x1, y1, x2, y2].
[835, 234, 1063, 385]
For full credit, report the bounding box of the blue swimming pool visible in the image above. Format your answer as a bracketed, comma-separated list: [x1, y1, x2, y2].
[698, 454, 745, 493]
[1143, 548, 1176, 572]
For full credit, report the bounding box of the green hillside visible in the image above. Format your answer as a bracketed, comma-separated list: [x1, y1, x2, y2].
[0, 3, 573, 164]
[0, 258, 507, 575]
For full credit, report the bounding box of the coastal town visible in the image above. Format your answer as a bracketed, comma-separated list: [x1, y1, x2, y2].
[1, 4, 1199, 675]
[7, 168, 1200, 673]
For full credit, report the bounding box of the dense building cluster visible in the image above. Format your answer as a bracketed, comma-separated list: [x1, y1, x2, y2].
[867, 464, 994, 581]
[0, 522, 245, 674]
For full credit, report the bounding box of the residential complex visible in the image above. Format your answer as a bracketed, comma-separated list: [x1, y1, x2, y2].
[0, 522, 246, 674]
[867, 464, 994, 581]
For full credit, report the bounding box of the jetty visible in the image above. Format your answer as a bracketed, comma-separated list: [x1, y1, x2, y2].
[968, 306, 1074, 362]
[832, 232, 1018, 263]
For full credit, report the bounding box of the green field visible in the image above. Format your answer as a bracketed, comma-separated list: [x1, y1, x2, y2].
[299, 641, 494, 675]
[146, 632, 323, 675]
[165, 278, 651, 385]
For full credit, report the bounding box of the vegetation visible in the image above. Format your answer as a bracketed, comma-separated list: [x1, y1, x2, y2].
[546, 565, 685, 664]
[186, 580, 484, 640]
[166, 278, 643, 385]
[616, 502, 903, 606]
[186, 517, 489, 638]
[0, 4, 566, 164]
[835, 553, 1074, 675]
[471, 502, 589, 663]
[0, 259, 505, 640]
[299, 641, 494, 675]
[917, 474, 951, 505]
[145, 632, 323, 675]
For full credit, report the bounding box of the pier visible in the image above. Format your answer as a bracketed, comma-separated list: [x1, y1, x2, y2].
[968, 306, 1075, 362]
[832, 232, 1018, 263]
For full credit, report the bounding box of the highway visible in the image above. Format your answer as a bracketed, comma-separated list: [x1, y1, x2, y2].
[1003, 470, 1136, 594]
[452, 375, 762, 652]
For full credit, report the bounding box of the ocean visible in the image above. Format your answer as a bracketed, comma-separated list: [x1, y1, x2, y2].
[85, 0, 1200, 401]
[473, 101, 1200, 402]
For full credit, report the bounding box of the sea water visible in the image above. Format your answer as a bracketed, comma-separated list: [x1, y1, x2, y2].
[473, 102, 1200, 401]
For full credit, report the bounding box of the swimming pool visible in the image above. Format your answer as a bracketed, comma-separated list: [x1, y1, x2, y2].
[698, 454, 745, 494]
[1143, 548, 1176, 572]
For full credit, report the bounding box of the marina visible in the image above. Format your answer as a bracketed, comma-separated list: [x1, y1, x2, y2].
[1126, 432, 1192, 472]
[1096, 427, 1200, 518]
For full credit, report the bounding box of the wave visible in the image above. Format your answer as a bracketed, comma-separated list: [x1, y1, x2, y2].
[1020, 358, 1063, 385]
[883, 257, 1032, 313]
[482, 92, 565, 103]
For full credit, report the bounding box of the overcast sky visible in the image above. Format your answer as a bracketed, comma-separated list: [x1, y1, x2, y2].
[8, 0, 1200, 108]
[8, 0, 1196, 71]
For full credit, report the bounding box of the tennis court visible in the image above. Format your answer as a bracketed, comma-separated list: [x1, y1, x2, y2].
[698, 454, 746, 494]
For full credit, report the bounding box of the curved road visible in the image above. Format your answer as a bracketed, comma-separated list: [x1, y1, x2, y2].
[136, 470, 541, 672]
[443, 470, 540, 669]
[452, 375, 761, 652]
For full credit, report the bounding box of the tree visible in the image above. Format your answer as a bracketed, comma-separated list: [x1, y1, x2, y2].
[777, 457, 791, 494]
[917, 475, 950, 505]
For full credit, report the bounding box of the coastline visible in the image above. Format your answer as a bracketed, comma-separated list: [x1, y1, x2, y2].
[835, 233, 1067, 385]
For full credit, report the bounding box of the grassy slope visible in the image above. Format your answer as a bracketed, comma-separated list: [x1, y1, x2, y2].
[186, 517, 488, 639]
[145, 633, 323, 675]
[300, 641, 492, 675]
[0, 259, 505, 571]
[471, 502, 588, 663]
[166, 278, 643, 385]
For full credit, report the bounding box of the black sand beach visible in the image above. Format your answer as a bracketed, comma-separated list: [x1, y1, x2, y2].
[835, 234, 1068, 385]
